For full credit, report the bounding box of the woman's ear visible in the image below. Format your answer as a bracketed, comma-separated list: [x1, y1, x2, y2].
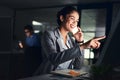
[60, 15, 64, 22]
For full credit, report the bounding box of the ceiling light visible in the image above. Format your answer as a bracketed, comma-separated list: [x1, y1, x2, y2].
[32, 20, 42, 25]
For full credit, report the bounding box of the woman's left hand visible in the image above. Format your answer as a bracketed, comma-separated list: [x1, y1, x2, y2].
[73, 27, 84, 43]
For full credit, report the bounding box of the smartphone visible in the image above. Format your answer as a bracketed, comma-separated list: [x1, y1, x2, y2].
[18, 41, 23, 48]
[71, 27, 79, 34]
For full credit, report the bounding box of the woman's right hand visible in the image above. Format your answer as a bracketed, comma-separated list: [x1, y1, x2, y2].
[80, 36, 106, 50]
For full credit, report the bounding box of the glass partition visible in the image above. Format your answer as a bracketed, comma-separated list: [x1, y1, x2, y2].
[80, 8, 106, 65]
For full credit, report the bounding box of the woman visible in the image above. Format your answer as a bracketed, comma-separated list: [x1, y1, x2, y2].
[36, 6, 105, 75]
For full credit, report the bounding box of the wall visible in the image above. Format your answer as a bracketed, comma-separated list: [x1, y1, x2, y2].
[0, 7, 14, 17]
[0, 6, 14, 53]
[0, 6, 14, 80]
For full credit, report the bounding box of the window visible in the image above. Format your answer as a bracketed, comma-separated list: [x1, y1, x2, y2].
[80, 8, 106, 65]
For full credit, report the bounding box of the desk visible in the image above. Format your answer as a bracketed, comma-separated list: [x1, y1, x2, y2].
[18, 73, 90, 80]
[18, 66, 90, 80]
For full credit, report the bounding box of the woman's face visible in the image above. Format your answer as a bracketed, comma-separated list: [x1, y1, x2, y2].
[61, 11, 79, 32]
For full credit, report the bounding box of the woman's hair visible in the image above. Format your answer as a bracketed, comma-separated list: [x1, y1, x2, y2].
[57, 6, 79, 26]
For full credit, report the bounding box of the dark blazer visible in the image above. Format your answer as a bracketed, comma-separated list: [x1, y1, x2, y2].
[34, 28, 84, 75]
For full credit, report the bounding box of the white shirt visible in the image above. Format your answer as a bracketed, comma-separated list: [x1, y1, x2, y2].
[56, 30, 72, 70]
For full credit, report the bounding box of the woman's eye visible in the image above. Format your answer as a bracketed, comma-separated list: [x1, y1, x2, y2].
[70, 17, 75, 20]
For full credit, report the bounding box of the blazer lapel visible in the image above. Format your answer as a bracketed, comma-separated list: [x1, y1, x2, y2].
[54, 28, 64, 51]
[54, 28, 74, 51]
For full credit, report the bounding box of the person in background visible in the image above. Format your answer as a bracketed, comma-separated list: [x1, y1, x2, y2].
[24, 25, 40, 47]
[35, 6, 105, 75]
[24, 25, 42, 77]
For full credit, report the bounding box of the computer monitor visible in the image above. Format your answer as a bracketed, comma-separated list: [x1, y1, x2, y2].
[96, 8, 120, 67]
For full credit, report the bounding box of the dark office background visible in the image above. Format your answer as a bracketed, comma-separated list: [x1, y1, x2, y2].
[0, 0, 120, 80]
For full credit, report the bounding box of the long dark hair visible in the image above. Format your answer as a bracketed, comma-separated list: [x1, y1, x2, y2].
[57, 6, 79, 26]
